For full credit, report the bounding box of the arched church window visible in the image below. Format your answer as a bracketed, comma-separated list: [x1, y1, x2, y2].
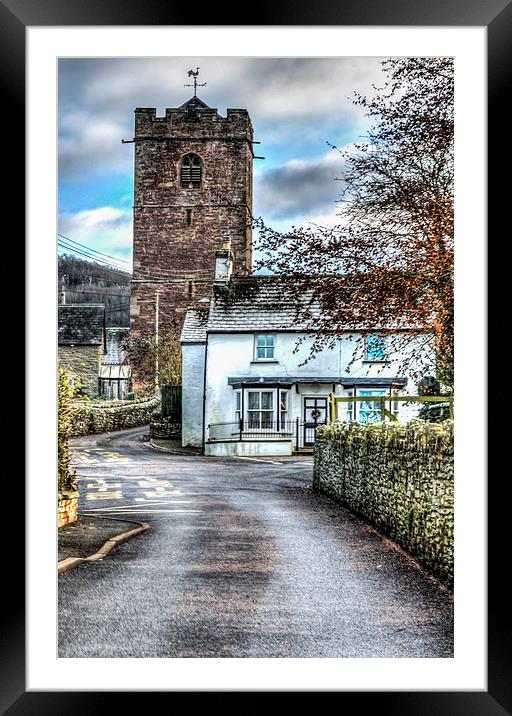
[181, 154, 202, 188]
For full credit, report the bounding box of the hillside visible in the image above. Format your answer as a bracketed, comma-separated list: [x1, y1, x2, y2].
[58, 254, 131, 327]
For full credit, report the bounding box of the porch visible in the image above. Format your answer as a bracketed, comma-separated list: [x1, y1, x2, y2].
[205, 418, 320, 456]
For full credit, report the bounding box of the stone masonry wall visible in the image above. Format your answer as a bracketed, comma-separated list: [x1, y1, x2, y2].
[69, 396, 160, 437]
[58, 345, 101, 397]
[313, 420, 454, 584]
[131, 105, 253, 341]
[58, 489, 79, 528]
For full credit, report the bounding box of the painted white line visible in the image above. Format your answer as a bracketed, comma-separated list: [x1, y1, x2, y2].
[235, 456, 283, 464]
[85, 509, 203, 515]
[83, 502, 171, 512]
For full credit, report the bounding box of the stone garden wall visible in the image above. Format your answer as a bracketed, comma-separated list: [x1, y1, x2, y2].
[313, 420, 454, 584]
[69, 395, 160, 437]
[58, 489, 79, 528]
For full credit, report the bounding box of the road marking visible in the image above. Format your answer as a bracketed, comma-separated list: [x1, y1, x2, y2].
[235, 456, 283, 464]
[85, 491, 123, 501]
[86, 483, 122, 490]
[83, 500, 194, 512]
[91, 509, 203, 515]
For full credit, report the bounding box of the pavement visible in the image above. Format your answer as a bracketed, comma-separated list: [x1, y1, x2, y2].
[150, 436, 202, 455]
[58, 514, 144, 562]
[58, 426, 453, 658]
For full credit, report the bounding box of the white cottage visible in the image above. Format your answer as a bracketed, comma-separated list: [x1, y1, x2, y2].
[181, 249, 434, 456]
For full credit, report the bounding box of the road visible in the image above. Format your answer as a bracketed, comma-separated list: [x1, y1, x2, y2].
[58, 427, 453, 658]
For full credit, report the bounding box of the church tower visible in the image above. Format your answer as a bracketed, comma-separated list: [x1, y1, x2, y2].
[129, 78, 254, 344]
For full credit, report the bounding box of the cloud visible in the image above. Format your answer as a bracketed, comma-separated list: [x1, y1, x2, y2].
[58, 206, 133, 267]
[58, 56, 390, 245]
[254, 150, 347, 221]
[59, 111, 132, 179]
[58, 57, 385, 183]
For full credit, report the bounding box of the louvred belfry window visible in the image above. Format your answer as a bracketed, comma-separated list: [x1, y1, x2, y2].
[181, 154, 202, 188]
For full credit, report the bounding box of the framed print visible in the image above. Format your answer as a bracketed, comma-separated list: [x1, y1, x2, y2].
[4, 0, 504, 709]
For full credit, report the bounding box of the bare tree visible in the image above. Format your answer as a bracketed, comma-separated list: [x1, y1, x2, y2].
[255, 58, 454, 388]
[125, 321, 182, 392]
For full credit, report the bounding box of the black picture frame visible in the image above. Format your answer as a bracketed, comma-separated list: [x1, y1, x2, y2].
[6, 0, 502, 710]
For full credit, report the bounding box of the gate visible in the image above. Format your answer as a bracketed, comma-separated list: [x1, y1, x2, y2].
[161, 385, 182, 421]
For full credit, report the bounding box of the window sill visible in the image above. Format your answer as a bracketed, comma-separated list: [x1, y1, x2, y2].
[250, 360, 279, 364]
[362, 360, 391, 364]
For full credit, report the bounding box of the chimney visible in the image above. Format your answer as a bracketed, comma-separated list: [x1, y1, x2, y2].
[214, 237, 234, 284]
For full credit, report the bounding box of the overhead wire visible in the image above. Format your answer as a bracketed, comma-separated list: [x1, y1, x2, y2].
[57, 233, 131, 265]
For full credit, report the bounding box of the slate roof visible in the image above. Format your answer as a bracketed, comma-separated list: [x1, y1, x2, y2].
[179, 95, 210, 110]
[181, 307, 209, 343]
[58, 305, 105, 345]
[207, 276, 320, 332]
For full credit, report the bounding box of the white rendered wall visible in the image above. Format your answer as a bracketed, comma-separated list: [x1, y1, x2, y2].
[181, 342, 206, 447]
[205, 440, 293, 457]
[204, 332, 434, 432]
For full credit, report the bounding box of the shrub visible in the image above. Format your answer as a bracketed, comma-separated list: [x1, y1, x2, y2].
[58, 368, 77, 492]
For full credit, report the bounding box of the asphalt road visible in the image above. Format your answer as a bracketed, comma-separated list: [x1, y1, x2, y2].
[58, 427, 453, 658]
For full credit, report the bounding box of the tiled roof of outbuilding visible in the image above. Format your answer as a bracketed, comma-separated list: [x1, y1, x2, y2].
[58, 305, 105, 345]
[181, 307, 209, 343]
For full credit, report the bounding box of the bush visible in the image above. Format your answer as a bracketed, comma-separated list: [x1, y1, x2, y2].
[417, 402, 451, 423]
[58, 368, 77, 492]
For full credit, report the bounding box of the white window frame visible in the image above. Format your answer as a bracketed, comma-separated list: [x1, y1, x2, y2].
[346, 390, 354, 422]
[247, 389, 274, 428]
[234, 389, 242, 423]
[279, 390, 288, 426]
[254, 333, 276, 361]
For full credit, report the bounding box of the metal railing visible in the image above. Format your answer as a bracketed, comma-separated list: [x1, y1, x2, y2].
[208, 419, 326, 449]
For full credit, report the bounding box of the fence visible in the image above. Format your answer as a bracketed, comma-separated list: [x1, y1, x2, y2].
[329, 394, 454, 424]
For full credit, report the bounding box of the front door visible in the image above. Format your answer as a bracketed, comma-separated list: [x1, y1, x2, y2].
[303, 397, 328, 446]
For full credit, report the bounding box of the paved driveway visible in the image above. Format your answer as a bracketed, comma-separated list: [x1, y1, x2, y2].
[58, 427, 453, 658]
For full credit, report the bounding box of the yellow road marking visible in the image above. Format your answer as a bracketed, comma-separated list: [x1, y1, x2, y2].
[85, 491, 123, 501]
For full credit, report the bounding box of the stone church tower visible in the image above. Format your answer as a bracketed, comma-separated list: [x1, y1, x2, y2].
[130, 90, 254, 343]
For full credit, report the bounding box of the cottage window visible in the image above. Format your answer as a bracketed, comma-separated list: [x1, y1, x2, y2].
[364, 334, 387, 361]
[346, 390, 354, 422]
[357, 389, 388, 424]
[181, 153, 202, 188]
[280, 390, 288, 425]
[247, 391, 274, 428]
[255, 334, 275, 360]
[234, 390, 241, 423]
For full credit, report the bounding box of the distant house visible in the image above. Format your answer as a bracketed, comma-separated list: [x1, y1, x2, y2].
[58, 304, 105, 397]
[98, 327, 131, 399]
[181, 247, 434, 456]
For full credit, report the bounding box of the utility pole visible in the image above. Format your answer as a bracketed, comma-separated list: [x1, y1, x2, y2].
[154, 290, 160, 393]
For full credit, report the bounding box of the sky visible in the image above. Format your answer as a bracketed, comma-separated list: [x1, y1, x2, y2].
[58, 57, 387, 272]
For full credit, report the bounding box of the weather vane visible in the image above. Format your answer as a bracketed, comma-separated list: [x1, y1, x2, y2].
[185, 67, 207, 98]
